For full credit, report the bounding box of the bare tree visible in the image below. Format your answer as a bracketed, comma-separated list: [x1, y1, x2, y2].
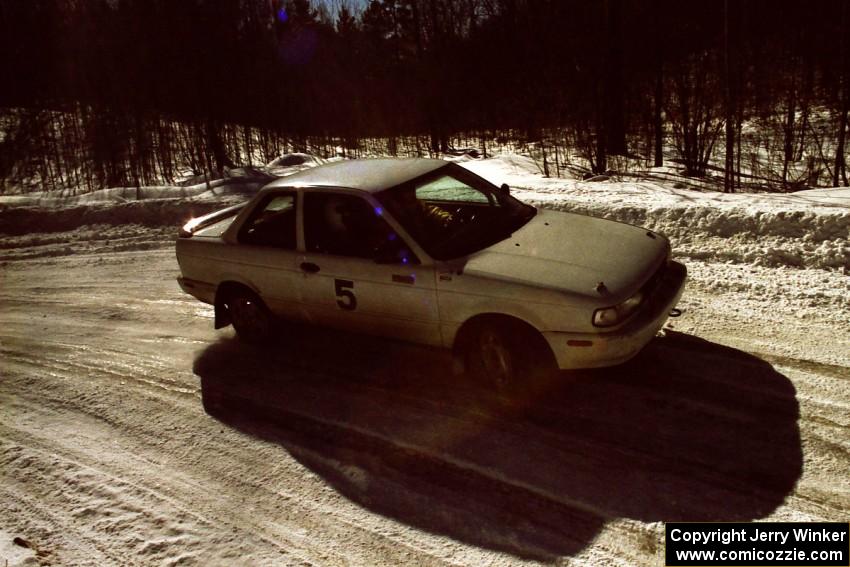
[669, 56, 724, 177]
[833, 0, 849, 186]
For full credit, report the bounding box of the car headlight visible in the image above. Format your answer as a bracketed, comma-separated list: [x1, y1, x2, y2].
[592, 291, 644, 327]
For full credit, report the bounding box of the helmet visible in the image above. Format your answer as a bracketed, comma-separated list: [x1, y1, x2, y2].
[324, 197, 350, 233]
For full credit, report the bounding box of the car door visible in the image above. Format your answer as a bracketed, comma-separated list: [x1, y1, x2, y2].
[230, 190, 305, 322]
[298, 191, 441, 346]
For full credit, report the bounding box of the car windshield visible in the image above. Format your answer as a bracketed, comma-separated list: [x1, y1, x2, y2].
[375, 164, 536, 260]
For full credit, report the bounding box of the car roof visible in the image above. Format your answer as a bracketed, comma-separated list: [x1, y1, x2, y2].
[262, 158, 449, 194]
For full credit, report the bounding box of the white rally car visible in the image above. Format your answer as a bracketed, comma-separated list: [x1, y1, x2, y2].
[177, 159, 686, 388]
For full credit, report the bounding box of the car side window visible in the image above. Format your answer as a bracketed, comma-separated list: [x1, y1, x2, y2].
[239, 193, 297, 248]
[304, 193, 417, 263]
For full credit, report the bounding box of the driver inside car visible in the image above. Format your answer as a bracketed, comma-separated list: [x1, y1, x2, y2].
[323, 196, 394, 257]
[393, 189, 453, 245]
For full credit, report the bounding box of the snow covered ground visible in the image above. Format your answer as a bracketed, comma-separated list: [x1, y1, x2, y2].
[1, 154, 848, 566]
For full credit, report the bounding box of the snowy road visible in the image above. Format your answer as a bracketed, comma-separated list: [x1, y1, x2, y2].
[1, 244, 848, 566]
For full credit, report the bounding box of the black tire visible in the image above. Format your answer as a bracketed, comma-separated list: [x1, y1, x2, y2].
[227, 289, 273, 344]
[463, 319, 555, 396]
[201, 386, 226, 416]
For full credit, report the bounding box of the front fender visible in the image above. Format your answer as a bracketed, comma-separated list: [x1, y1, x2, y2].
[440, 298, 548, 349]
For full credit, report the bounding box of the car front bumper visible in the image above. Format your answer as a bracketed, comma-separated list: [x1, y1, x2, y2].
[543, 261, 687, 370]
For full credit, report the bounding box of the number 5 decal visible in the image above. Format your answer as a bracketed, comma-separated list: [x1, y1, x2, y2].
[334, 279, 357, 311]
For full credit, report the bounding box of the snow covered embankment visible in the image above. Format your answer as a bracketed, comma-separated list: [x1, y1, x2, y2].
[461, 154, 849, 272]
[0, 172, 270, 260]
[538, 201, 849, 271]
[1, 153, 848, 273]
[461, 154, 850, 331]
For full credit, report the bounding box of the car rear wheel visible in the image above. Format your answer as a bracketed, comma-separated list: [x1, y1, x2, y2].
[201, 385, 226, 415]
[228, 290, 273, 344]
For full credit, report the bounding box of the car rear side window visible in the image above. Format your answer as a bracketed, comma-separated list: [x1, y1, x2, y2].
[239, 193, 297, 249]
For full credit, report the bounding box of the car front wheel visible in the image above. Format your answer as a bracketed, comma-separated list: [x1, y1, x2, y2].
[464, 320, 555, 396]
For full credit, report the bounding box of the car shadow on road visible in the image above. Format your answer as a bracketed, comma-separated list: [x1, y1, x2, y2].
[193, 327, 802, 562]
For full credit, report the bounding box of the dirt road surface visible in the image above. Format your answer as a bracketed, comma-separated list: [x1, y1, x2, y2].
[1, 244, 848, 566]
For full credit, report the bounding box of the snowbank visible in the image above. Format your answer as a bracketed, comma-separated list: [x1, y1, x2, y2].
[0, 173, 270, 208]
[464, 155, 850, 271]
[0, 153, 847, 271]
[528, 200, 848, 270]
[0, 158, 321, 208]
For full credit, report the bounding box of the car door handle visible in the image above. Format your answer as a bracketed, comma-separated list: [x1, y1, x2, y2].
[300, 262, 320, 274]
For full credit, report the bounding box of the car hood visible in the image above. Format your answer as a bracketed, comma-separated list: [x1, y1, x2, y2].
[461, 209, 669, 301]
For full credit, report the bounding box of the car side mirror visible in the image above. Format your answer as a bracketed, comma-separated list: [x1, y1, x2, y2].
[499, 183, 510, 196]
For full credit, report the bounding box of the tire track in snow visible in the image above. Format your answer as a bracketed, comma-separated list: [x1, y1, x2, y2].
[1, 246, 844, 565]
[1, 368, 486, 566]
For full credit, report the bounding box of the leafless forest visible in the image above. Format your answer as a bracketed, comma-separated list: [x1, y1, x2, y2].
[1, 0, 848, 193]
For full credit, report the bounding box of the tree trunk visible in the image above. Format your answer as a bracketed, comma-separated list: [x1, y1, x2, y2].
[654, 57, 664, 167]
[205, 118, 235, 175]
[834, 99, 848, 186]
[603, 0, 627, 156]
[833, 2, 849, 186]
[723, 0, 735, 192]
